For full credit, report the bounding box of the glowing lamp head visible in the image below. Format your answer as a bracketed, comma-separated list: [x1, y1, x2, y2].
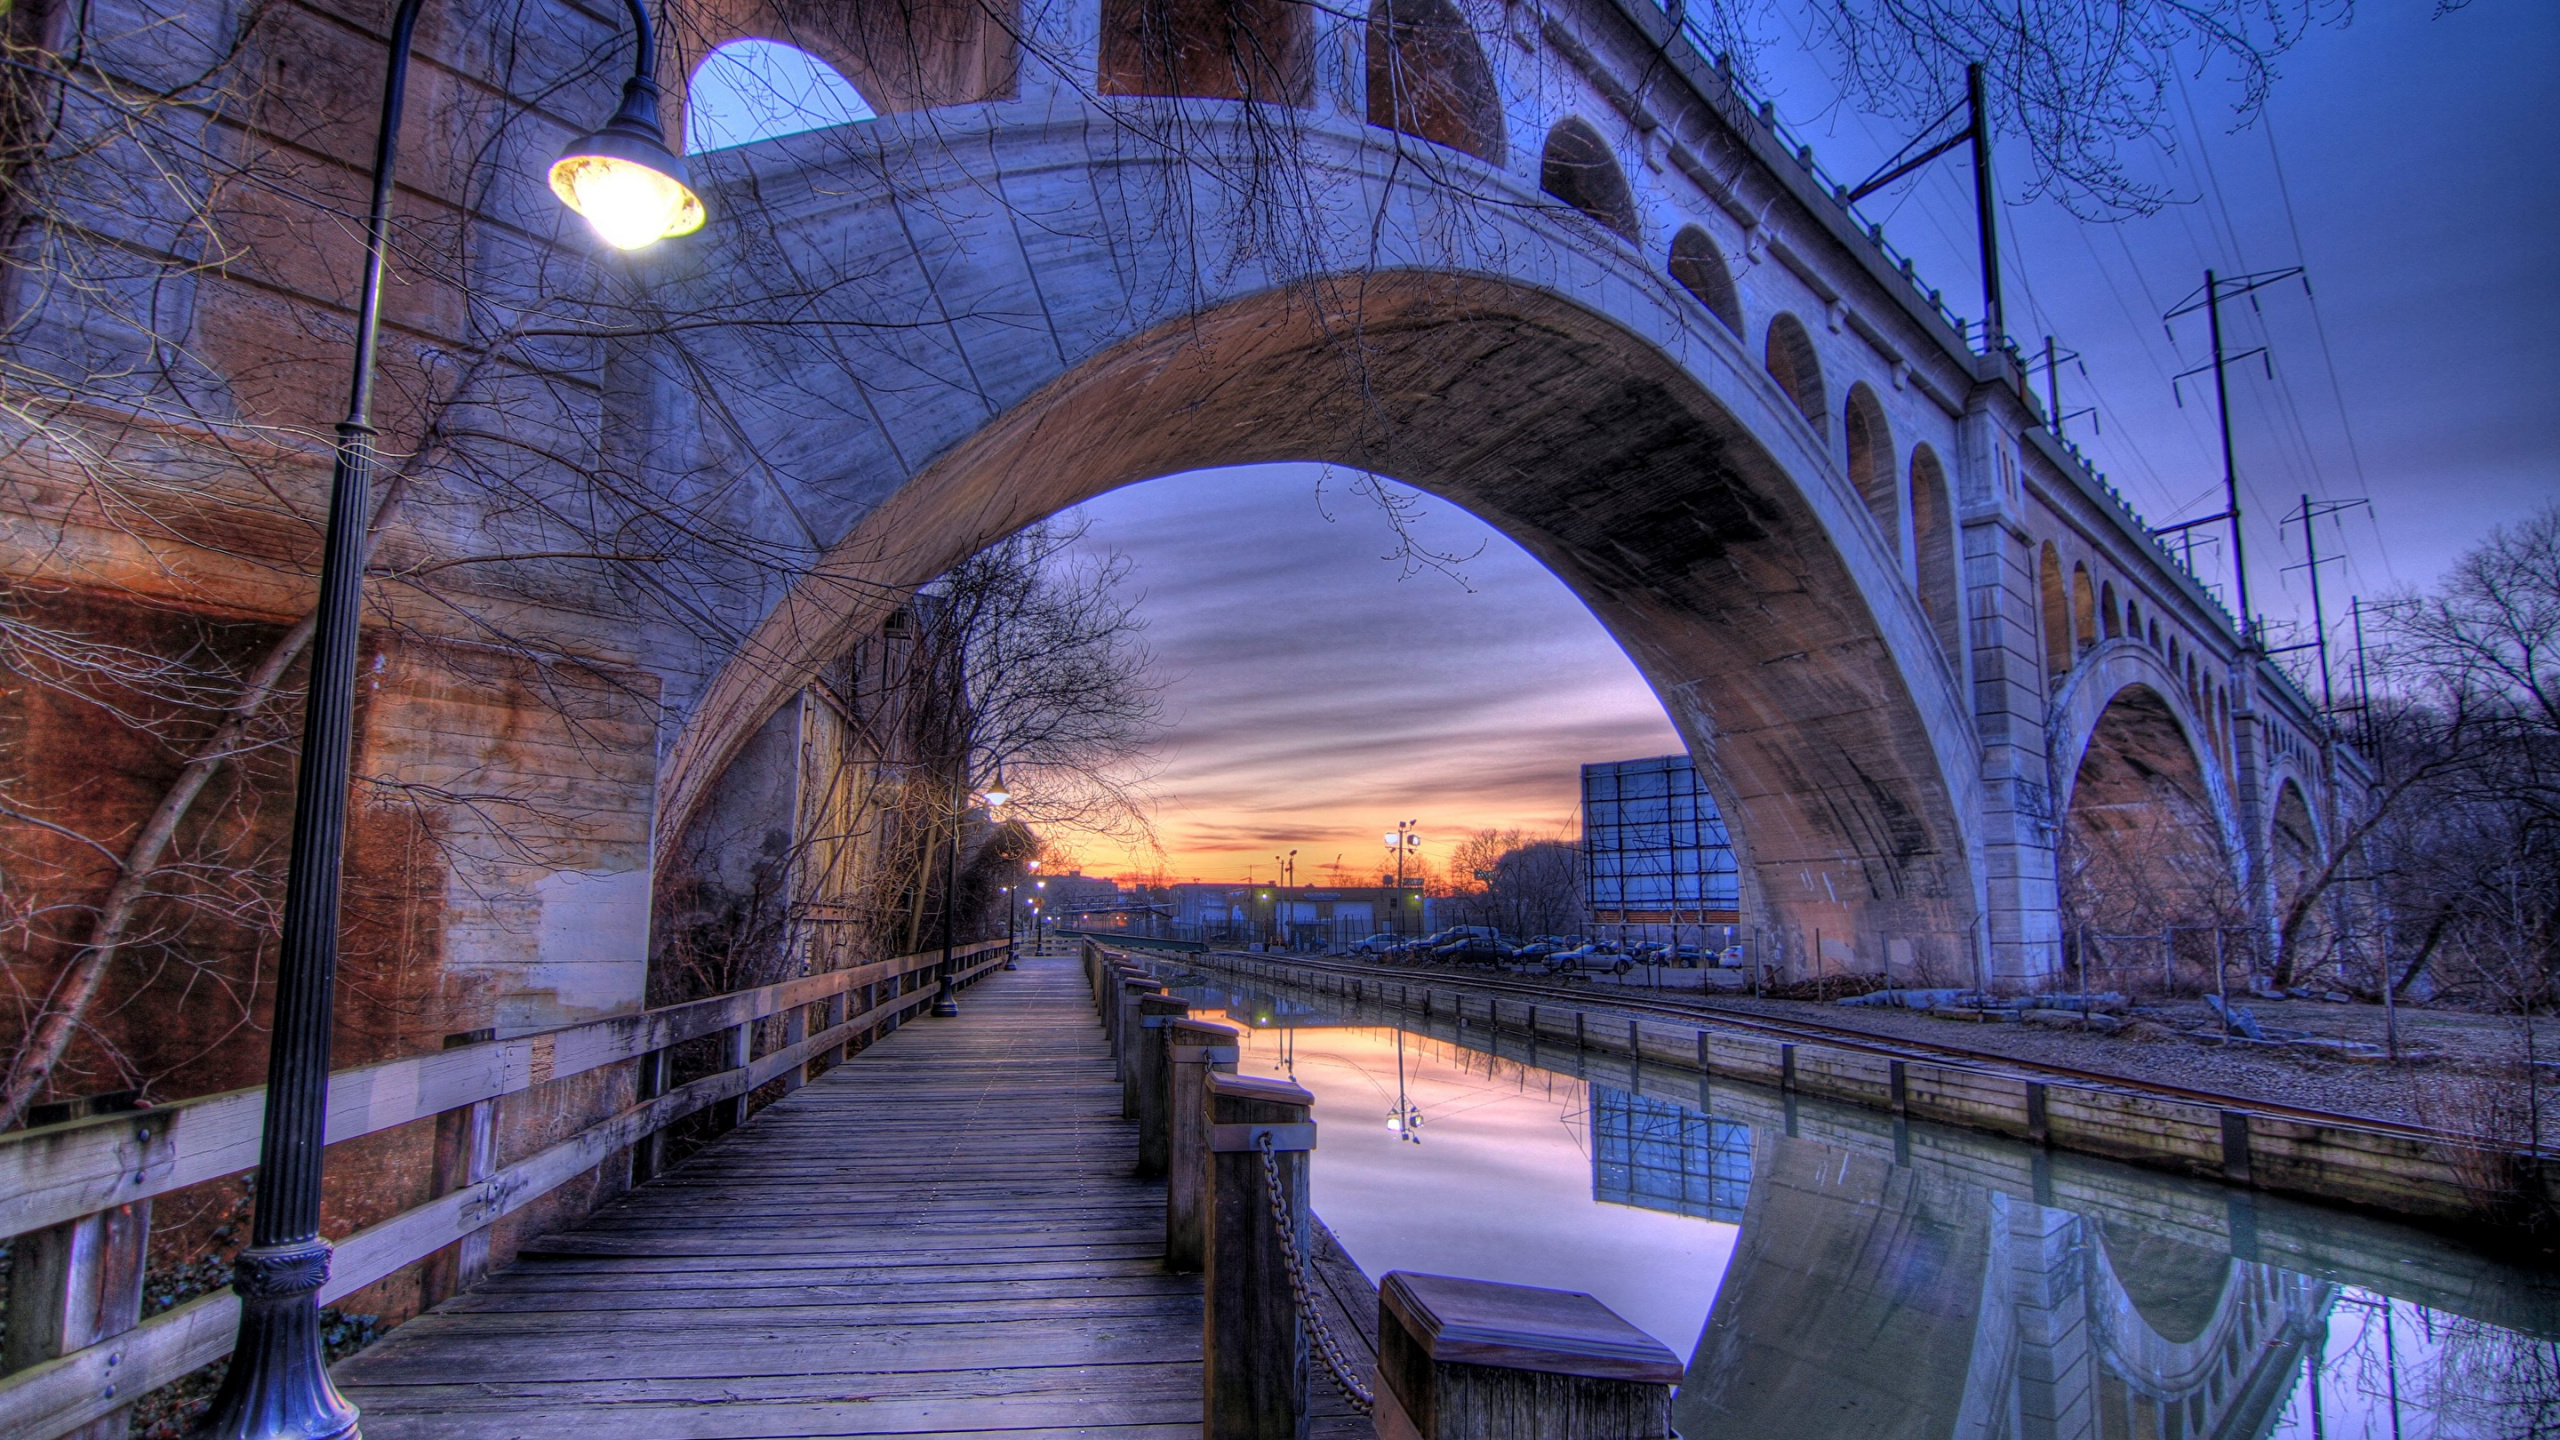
[982, 783, 1010, 810]
[550, 78, 703, 250]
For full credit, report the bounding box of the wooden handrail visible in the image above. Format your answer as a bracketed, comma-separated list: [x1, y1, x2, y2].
[0, 938, 1010, 1440]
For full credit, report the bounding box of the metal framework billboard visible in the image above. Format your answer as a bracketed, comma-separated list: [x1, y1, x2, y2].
[1581, 754, 1740, 926]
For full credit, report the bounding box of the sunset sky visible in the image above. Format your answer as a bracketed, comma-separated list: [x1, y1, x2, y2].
[1057, 465, 1681, 883]
[1036, 4, 2555, 886]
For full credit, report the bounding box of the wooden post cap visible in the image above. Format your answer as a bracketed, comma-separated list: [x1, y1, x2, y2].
[1170, 1017, 1241, 1044]
[1379, 1272, 1683, 1384]
[1207, 1072, 1313, 1108]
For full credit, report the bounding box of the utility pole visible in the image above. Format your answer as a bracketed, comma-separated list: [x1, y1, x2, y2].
[2162, 266, 2304, 645]
[1967, 62, 2002, 353]
[2206, 272, 2251, 637]
[1842, 62, 2003, 357]
[2279, 493, 2370, 718]
[2039, 336, 2094, 438]
[2348, 597, 2376, 752]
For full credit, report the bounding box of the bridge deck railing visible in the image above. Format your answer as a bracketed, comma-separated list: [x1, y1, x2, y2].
[0, 936, 1011, 1440]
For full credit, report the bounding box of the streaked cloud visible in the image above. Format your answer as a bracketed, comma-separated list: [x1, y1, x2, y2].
[1058, 464, 1682, 881]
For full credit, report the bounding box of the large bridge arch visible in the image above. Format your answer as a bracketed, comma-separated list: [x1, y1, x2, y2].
[654, 263, 1984, 978]
[2049, 643, 2244, 946]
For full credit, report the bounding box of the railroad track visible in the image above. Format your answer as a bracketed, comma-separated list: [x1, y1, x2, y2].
[1165, 946, 2446, 1144]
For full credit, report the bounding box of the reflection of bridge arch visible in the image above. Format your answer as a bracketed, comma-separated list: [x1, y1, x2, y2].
[1678, 1131, 2330, 1439]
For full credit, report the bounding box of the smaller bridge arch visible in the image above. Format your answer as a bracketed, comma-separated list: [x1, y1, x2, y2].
[1844, 382, 1896, 551]
[2039, 543, 2071, 683]
[672, 0, 1015, 116]
[1667, 225, 1743, 337]
[682, 38, 877, 154]
[1366, 0, 1505, 163]
[1910, 446, 1958, 668]
[1763, 313, 1825, 431]
[1539, 117, 1638, 240]
[1101, 0, 1315, 101]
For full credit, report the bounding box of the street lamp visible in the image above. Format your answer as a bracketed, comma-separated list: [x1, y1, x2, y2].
[933, 761, 1007, 1017]
[1385, 820, 1420, 935]
[192, 5, 695, 1439]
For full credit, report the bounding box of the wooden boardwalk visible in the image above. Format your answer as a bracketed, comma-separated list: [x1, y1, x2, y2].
[336, 954, 1205, 1438]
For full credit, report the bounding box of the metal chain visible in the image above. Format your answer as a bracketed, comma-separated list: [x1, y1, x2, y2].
[1256, 1133, 1375, 1415]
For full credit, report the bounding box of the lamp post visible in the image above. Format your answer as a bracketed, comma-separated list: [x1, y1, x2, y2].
[1384, 820, 1420, 936]
[191, 6, 698, 1438]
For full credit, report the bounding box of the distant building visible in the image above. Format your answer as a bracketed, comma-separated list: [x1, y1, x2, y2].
[1581, 754, 1740, 945]
[1150, 882, 1427, 949]
[1041, 871, 1123, 916]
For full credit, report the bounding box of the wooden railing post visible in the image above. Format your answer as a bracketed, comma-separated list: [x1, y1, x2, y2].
[1204, 1072, 1316, 1440]
[1373, 1272, 1682, 1440]
[1117, 977, 1163, 1120]
[3, 1093, 149, 1440]
[780, 1002, 809, 1094]
[725, 1021, 754, 1130]
[421, 1028, 499, 1307]
[1132, 994, 1191, 1178]
[819, 991, 849, 1071]
[631, 1043, 673, 1185]
[1164, 1018, 1239, 1273]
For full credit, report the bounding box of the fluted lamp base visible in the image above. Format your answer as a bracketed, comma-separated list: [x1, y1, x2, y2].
[188, 1241, 361, 1440]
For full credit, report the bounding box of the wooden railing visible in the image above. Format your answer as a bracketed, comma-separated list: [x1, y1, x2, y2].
[0, 937, 1010, 1440]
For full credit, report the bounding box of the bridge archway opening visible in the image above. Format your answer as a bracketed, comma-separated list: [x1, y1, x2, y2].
[663, 277, 1983, 985]
[1910, 446, 1957, 668]
[2269, 780, 2326, 961]
[1668, 225, 1743, 337]
[1101, 0, 1314, 101]
[684, 38, 877, 153]
[1844, 383, 1896, 549]
[1763, 314, 1825, 432]
[2058, 684, 2234, 971]
[2039, 543, 2070, 682]
[1540, 118, 1638, 240]
[676, 0, 1016, 116]
[1366, 0, 1504, 163]
[2071, 564, 2097, 653]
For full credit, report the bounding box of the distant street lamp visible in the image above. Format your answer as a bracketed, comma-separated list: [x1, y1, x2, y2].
[194, 5, 697, 1438]
[1385, 820, 1421, 935]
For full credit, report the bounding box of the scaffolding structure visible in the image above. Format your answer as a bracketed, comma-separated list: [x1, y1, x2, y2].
[1581, 754, 1740, 949]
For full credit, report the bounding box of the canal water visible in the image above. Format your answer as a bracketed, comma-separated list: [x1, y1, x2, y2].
[1174, 975, 2560, 1439]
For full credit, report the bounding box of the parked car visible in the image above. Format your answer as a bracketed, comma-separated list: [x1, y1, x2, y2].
[1431, 935, 1512, 963]
[1351, 933, 1404, 958]
[1547, 944, 1632, 976]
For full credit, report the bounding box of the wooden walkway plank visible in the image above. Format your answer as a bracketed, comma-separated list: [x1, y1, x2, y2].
[336, 955, 1205, 1439]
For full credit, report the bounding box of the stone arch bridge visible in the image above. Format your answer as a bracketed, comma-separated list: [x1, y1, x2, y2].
[627, 0, 2357, 994]
[8, 0, 2360, 1022]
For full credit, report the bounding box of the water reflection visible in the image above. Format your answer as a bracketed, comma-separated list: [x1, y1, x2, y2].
[1175, 980, 2560, 1439]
